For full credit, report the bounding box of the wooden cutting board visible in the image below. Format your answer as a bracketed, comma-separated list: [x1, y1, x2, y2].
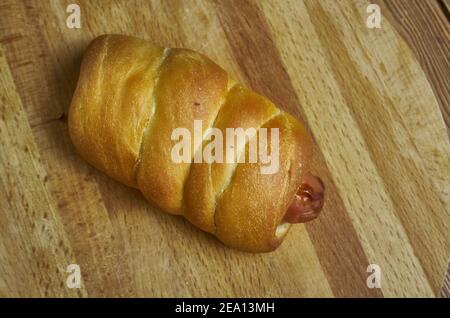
[0, 0, 448, 297]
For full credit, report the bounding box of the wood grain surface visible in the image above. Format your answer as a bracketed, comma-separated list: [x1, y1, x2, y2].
[377, 0, 450, 137]
[0, 0, 448, 297]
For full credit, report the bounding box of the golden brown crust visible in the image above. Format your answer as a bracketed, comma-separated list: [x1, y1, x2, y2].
[69, 34, 314, 252]
[184, 84, 280, 234]
[136, 48, 228, 214]
[215, 113, 312, 252]
[68, 35, 165, 187]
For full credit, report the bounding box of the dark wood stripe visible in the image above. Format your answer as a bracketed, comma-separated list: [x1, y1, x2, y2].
[306, 1, 447, 295]
[437, 0, 450, 22]
[213, 0, 383, 297]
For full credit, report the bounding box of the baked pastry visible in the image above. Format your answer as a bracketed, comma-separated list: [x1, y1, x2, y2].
[69, 34, 324, 252]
